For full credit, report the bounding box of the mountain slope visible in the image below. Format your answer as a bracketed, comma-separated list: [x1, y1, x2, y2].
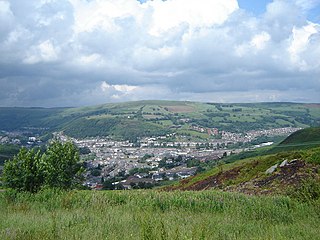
[167, 128, 320, 194]
[280, 127, 320, 145]
[166, 147, 320, 194]
[266, 127, 320, 153]
[1, 101, 320, 139]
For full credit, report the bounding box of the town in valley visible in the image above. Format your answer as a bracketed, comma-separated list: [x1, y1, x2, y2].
[46, 127, 300, 190]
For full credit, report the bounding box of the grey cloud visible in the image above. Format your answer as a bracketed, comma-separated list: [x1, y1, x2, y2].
[0, 0, 319, 107]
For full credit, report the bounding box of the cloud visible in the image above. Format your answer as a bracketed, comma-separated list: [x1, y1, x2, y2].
[0, 0, 319, 107]
[24, 40, 60, 64]
[101, 81, 138, 99]
[148, 0, 238, 36]
[295, 0, 320, 11]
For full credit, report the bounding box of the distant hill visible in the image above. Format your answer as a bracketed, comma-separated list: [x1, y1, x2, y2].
[1, 101, 320, 140]
[266, 127, 320, 153]
[225, 127, 320, 163]
[280, 127, 320, 145]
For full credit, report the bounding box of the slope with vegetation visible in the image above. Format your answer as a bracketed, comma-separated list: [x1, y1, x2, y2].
[167, 148, 320, 195]
[280, 127, 320, 145]
[166, 128, 320, 197]
[0, 101, 320, 140]
[0, 144, 20, 166]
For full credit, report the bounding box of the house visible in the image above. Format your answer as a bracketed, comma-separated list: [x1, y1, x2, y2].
[122, 176, 155, 189]
[152, 173, 164, 181]
[177, 172, 192, 179]
[166, 172, 177, 180]
[134, 173, 149, 178]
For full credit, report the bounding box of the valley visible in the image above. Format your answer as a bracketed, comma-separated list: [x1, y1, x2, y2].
[0, 101, 320, 240]
[1, 100, 319, 190]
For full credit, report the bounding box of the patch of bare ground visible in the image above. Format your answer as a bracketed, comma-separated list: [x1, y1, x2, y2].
[305, 103, 320, 108]
[167, 159, 320, 196]
[165, 106, 195, 113]
[231, 160, 316, 195]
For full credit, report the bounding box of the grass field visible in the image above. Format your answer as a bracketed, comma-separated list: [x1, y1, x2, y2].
[1, 189, 320, 240]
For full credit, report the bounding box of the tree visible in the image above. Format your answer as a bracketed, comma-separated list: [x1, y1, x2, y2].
[43, 141, 84, 189]
[102, 179, 115, 190]
[79, 146, 91, 155]
[2, 148, 44, 193]
[2, 141, 84, 192]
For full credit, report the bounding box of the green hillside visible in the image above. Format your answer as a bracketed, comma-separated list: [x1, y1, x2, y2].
[167, 127, 320, 193]
[265, 127, 320, 154]
[1, 101, 320, 139]
[0, 144, 20, 165]
[167, 146, 320, 194]
[167, 128, 320, 193]
[0, 107, 66, 130]
[281, 127, 320, 145]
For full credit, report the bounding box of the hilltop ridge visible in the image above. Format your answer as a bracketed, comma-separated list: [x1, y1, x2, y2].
[1, 100, 320, 140]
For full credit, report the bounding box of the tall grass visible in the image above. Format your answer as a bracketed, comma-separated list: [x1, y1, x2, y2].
[0, 189, 319, 239]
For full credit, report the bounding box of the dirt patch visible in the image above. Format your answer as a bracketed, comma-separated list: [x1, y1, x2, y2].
[167, 159, 320, 195]
[255, 160, 305, 187]
[305, 104, 320, 108]
[143, 114, 159, 119]
[179, 166, 243, 191]
[232, 160, 318, 195]
[165, 106, 195, 113]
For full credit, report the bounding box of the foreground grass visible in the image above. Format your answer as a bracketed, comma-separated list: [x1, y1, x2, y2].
[1, 189, 320, 239]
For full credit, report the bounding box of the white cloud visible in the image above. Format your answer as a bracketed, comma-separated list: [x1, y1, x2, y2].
[288, 22, 319, 69]
[0, 1, 12, 17]
[0, 0, 320, 106]
[251, 32, 271, 50]
[70, 0, 143, 34]
[101, 81, 138, 93]
[148, 0, 238, 36]
[101, 81, 139, 99]
[24, 40, 60, 64]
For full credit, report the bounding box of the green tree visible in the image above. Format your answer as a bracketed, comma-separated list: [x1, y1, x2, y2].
[2, 148, 44, 193]
[2, 141, 84, 192]
[43, 141, 84, 189]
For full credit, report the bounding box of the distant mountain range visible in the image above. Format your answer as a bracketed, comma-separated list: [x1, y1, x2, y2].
[0, 100, 320, 140]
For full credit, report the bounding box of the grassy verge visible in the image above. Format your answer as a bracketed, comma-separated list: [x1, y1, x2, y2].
[1, 189, 319, 239]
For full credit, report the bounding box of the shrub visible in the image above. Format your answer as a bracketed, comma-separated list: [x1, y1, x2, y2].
[1, 141, 84, 193]
[2, 148, 44, 193]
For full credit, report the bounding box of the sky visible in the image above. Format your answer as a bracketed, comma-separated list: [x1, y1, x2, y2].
[0, 0, 320, 107]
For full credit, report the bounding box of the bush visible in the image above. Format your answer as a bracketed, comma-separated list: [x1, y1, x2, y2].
[1, 141, 84, 193]
[2, 148, 44, 193]
[43, 141, 84, 189]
